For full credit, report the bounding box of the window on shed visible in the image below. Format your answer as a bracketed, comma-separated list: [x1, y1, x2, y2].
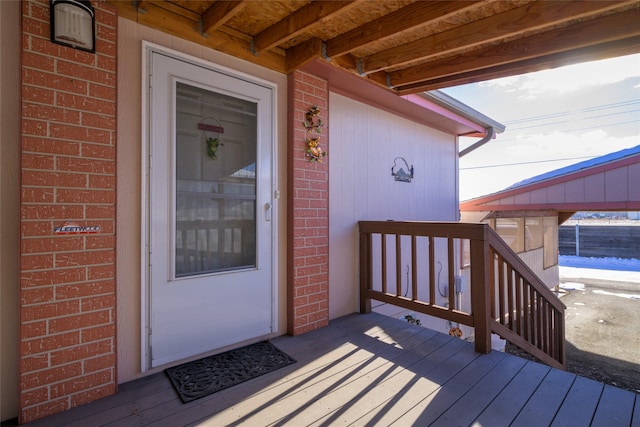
[543, 216, 558, 268]
[525, 217, 543, 250]
[495, 218, 524, 253]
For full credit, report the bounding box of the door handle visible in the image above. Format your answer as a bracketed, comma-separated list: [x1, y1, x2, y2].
[264, 202, 272, 222]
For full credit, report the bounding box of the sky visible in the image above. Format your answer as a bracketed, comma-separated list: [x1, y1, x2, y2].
[441, 53, 640, 201]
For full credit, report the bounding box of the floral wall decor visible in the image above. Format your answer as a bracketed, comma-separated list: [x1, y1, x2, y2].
[303, 105, 326, 162]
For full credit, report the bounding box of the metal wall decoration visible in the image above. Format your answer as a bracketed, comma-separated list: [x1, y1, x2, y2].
[391, 157, 414, 182]
[303, 105, 326, 162]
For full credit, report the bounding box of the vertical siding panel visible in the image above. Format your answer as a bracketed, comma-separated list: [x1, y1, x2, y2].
[328, 93, 458, 320]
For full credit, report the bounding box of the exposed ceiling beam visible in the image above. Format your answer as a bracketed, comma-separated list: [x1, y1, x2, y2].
[396, 35, 640, 94]
[389, 8, 640, 88]
[201, 1, 248, 35]
[360, 0, 636, 74]
[252, 0, 361, 55]
[152, 1, 200, 22]
[325, 0, 481, 58]
[286, 37, 323, 71]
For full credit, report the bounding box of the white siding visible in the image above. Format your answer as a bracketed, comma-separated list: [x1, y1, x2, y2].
[328, 93, 459, 319]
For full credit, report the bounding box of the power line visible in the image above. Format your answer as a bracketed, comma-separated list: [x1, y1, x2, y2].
[460, 156, 596, 171]
[479, 118, 640, 144]
[503, 99, 640, 126]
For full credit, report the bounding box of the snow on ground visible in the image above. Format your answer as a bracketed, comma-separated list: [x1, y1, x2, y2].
[559, 255, 640, 283]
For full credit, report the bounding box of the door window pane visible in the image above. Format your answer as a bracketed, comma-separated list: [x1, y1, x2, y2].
[174, 82, 257, 277]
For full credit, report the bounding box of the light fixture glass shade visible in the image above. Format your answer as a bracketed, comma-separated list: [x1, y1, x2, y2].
[51, 0, 95, 53]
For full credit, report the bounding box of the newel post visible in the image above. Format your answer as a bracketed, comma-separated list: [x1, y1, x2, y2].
[470, 226, 492, 354]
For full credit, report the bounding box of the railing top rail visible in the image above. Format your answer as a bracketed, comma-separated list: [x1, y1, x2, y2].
[359, 220, 489, 240]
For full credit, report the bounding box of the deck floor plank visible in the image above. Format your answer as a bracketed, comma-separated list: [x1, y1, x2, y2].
[472, 360, 551, 426]
[590, 384, 636, 427]
[510, 367, 577, 427]
[268, 332, 460, 427]
[17, 313, 637, 427]
[551, 375, 604, 426]
[430, 353, 528, 426]
[632, 394, 640, 427]
[316, 337, 476, 427]
[378, 347, 508, 425]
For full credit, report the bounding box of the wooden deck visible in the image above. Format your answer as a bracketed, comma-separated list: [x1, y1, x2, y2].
[19, 313, 639, 427]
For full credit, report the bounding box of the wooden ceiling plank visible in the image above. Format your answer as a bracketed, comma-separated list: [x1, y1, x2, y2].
[396, 36, 640, 94]
[253, 0, 360, 55]
[286, 37, 323, 71]
[390, 8, 640, 87]
[201, 1, 249, 35]
[325, 0, 482, 58]
[362, 0, 637, 74]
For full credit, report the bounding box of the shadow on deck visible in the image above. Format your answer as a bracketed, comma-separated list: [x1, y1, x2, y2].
[14, 312, 639, 426]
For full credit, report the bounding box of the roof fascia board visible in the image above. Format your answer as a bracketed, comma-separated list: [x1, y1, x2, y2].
[300, 59, 493, 136]
[412, 91, 506, 134]
[462, 201, 638, 212]
[402, 93, 486, 135]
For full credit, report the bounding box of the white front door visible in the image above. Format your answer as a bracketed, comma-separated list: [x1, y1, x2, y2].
[146, 51, 274, 368]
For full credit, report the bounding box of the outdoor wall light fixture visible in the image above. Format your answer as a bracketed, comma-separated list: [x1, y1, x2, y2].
[50, 0, 96, 53]
[391, 157, 414, 183]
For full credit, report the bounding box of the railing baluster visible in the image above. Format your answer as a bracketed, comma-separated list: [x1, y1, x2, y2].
[531, 286, 538, 348]
[498, 254, 506, 325]
[396, 234, 402, 297]
[448, 238, 455, 311]
[523, 281, 530, 342]
[489, 248, 496, 319]
[536, 292, 543, 351]
[542, 299, 549, 354]
[381, 233, 387, 294]
[515, 274, 523, 336]
[507, 264, 514, 330]
[429, 236, 435, 306]
[411, 235, 417, 301]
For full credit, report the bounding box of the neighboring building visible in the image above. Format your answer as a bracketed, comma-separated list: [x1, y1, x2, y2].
[460, 145, 640, 290]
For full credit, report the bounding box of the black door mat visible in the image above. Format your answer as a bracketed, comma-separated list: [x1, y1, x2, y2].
[165, 341, 296, 403]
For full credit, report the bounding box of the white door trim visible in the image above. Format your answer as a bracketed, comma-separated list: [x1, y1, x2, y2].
[140, 42, 279, 372]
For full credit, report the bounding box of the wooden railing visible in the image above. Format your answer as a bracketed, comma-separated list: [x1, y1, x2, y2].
[359, 221, 566, 370]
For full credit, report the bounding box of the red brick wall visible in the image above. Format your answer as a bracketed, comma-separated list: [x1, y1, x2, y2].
[287, 71, 330, 335]
[19, 0, 117, 423]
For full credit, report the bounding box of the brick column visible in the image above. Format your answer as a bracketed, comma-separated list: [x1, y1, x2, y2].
[19, 1, 117, 423]
[287, 71, 329, 335]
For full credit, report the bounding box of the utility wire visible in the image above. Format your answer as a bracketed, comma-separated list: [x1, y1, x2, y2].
[460, 156, 596, 171]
